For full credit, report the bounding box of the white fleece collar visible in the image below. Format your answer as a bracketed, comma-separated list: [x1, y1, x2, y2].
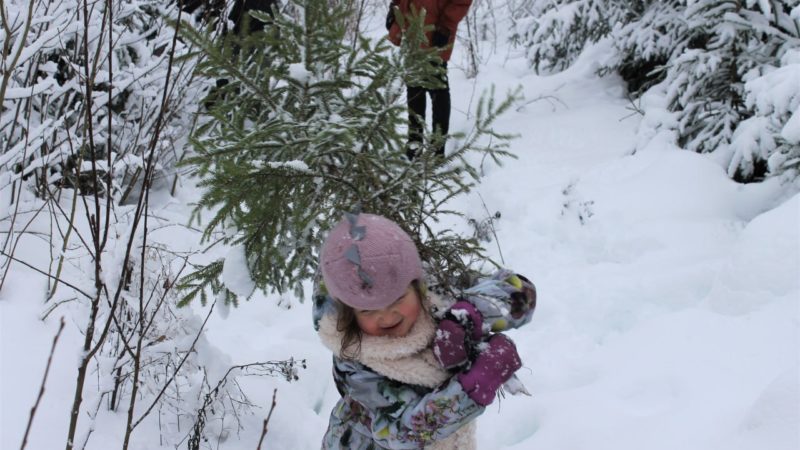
[317, 295, 450, 388]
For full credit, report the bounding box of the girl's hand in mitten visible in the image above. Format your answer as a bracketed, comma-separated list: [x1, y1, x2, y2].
[433, 301, 483, 369]
[457, 333, 522, 406]
[505, 274, 537, 321]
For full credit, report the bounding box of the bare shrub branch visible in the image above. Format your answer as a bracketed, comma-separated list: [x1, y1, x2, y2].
[20, 317, 66, 450]
[256, 389, 278, 450]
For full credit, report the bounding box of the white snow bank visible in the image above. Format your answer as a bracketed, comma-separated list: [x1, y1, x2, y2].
[708, 193, 800, 315]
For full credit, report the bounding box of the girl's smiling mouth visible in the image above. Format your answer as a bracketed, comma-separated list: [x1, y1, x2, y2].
[382, 320, 403, 330]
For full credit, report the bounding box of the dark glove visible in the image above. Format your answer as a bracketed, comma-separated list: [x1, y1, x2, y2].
[431, 28, 450, 48]
[505, 273, 537, 320]
[385, 3, 396, 30]
[457, 333, 522, 406]
[432, 300, 484, 369]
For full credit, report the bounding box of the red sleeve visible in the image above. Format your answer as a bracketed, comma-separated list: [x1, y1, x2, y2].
[438, 0, 472, 33]
[387, 0, 404, 46]
[389, 20, 402, 45]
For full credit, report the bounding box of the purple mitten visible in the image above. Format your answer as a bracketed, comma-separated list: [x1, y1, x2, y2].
[433, 320, 468, 369]
[449, 301, 484, 340]
[457, 333, 522, 406]
[433, 301, 484, 369]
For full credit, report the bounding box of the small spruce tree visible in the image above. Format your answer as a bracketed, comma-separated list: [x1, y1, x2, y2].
[178, 0, 519, 305]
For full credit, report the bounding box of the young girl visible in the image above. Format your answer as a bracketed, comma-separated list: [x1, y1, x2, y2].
[313, 213, 536, 449]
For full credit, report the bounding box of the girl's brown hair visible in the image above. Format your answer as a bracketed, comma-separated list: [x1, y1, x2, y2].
[336, 280, 426, 360]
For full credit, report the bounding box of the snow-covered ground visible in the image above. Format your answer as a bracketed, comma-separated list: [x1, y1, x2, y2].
[2, 14, 799, 450]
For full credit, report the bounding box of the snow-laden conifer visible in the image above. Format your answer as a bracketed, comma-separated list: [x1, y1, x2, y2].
[658, 0, 799, 181]
[598, 1, 684, 94]
[512, 0, 800, 181]
[730, 48, 800, 179]
[513, 0, 639, 73]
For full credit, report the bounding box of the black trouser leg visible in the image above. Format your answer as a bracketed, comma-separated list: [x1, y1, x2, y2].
[429, 83, 450, 157]
[407, 85, 426, 160]
[430, 61, 450, 157]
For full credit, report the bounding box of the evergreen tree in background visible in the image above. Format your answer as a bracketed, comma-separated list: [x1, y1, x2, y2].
[512, 0, 640, 73]
[514, 0, 800, 182]
[662, 0, 799, 181]
[733, 47, 800, 179]
[178, 0, 518, 305]
[597, 0, 684, 94]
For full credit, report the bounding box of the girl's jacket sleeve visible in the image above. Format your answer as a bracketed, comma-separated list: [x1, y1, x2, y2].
[324, 357, 484, 449]
[460, 269, 537, 332]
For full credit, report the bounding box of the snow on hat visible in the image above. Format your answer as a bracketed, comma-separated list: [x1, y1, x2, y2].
[320, 213, 423, 310]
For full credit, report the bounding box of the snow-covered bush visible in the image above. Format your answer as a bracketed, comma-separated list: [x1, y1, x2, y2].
[598, 0, 684, 94]
[512, 0, 641, 73]
[0, 0, 201, 202]
[727, 48, 800, 180]
[659, 0, 799, 181]
[91, 244, 303, 449]
[512, 0, 800, 182]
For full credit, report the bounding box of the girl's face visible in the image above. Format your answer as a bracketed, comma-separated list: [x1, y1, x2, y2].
[354, 284, 421, 337]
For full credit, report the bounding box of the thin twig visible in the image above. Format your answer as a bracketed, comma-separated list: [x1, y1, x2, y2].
[64, 0, 111, 444]
[0, 193, 48, 290]
[0, 59, 43, 291]
[41, 297, 78, 321]
[256, 389, 278, 450]
[76, 391, 108, 450]
[20, 317, 66, 450]
[47, 181, 81, 300]
[477, 192, 505, 265]
[514, 93, 568, 113]
[0, 251, 93, 299]
[130, 300, 215, 430]
[0, 0, 36, 109]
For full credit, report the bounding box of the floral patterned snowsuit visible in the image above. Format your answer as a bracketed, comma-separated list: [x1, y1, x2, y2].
[313, 269, 537, 449]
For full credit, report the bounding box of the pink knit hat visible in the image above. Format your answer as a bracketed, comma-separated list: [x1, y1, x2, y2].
[320, 213, 423, 310]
